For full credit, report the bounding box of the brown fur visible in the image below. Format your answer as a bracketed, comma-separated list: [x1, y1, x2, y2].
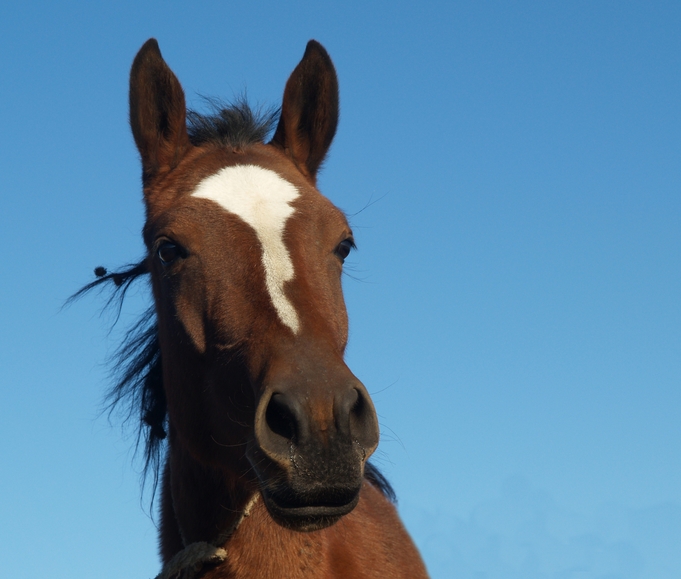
[201, 482, 425, 579]
[127, 38, 429, 578]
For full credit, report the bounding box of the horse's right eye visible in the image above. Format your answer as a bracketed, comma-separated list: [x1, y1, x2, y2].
[157, 241, 180, 266]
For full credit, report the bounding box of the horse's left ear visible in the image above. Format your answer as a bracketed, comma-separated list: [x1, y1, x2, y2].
[271, 40, 339, 182]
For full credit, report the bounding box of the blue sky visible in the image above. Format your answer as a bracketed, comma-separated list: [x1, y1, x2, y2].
[1, 1, 680, 577]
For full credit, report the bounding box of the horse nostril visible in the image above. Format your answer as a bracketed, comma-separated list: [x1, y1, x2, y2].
[351, 388, 364, 417]
[336, 387, 358, 429]
[265, 393, 298, 443]
[340, 387, 378, 453]
[348, 389, 364, 426]
[337, 388, 366, 432]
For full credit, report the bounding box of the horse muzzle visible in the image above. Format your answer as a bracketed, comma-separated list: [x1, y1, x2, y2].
[249, 375, 379, 531]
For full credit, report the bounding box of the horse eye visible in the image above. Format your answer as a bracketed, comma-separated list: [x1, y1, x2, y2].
[157, 241, 180, 266]
[335, 239, 355, 262]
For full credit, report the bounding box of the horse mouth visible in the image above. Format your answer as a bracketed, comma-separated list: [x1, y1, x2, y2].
[262, 488, 361, 531]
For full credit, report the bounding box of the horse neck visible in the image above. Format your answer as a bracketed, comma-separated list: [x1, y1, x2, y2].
[190, 483, 430, 579]
[159, 448, 431, 579]
[202, 498, 329, 579]
[160, 431, 258, 561]
[159, 441, 326, 579]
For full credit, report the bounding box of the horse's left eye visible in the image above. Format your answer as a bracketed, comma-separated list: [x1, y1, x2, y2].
[335, 239, 355, 262]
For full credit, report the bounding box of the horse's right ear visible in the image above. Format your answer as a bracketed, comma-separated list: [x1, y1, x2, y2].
[129, 39, 190, 184]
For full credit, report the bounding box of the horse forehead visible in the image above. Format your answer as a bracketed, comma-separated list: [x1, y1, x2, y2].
[191, 164, 300, 229]
[190, 164, 303, 334]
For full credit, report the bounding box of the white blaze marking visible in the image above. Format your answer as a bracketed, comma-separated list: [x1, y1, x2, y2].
[191, 165, 301, 333]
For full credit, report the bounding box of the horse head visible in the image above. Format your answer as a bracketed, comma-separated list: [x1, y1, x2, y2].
[129, 39, 379, 533]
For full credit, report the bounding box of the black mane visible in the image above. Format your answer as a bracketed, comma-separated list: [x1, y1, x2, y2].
[72, 100, 395, 506]
[69, 260, 165, 497]
[187, 98, 279, 149]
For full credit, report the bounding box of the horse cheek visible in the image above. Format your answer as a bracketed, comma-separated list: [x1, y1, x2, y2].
[174, 291, 207, 355]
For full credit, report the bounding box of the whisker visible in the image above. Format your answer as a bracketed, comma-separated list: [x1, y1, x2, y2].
[210, 435, 248, 449]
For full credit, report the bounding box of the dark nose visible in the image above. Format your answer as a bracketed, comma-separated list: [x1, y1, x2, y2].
[256, 381, 379, 466]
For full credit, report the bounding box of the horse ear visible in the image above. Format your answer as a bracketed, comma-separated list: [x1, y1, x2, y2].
[129, 39, 190, 184]
[271, 40, 339, 182]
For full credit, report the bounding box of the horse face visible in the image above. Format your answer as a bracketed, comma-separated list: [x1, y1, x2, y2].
[131, 40, 379, 531]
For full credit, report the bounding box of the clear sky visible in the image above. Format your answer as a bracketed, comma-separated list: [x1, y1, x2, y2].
[1, 1, 680, 578]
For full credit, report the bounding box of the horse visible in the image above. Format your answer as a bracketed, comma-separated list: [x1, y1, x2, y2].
[79, 38, 429, 579]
